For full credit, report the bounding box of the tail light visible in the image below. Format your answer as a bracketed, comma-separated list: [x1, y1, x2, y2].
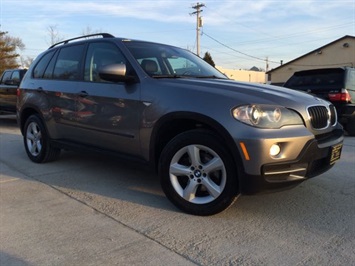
[328, 88, 351, 102]
[16, 88, 20, 97]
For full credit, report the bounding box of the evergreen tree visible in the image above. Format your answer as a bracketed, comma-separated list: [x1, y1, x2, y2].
[203, 51, 215, 67]
[0, 31, 25, 74]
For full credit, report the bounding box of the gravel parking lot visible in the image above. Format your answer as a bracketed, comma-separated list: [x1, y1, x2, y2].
[1, 115, 354, 265]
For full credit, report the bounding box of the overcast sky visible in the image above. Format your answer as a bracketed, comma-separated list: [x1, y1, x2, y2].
[1, 0, 354, 70]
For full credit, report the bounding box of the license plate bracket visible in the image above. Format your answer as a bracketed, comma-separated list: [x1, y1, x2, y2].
[329, 143, 342, 165]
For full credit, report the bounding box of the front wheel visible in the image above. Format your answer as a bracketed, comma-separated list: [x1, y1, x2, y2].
[23, 114, 60, 163]
[159, 130, 239, 216]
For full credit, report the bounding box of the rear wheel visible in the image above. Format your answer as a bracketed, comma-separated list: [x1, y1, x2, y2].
[159, 129, 239, 216]
[23, 114, 60, 163]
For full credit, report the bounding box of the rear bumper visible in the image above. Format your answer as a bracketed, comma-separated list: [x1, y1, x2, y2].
[239, 128, 344, 194]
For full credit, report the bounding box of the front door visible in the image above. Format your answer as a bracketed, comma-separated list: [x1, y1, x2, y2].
[73, 42, 141, 156]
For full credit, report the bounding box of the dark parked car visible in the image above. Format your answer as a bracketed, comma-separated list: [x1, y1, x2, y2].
[0, 68, 27, 114]
[283, 67, 355, 136]
[17, 33, 344, 215]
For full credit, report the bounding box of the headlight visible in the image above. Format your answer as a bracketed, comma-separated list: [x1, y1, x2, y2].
[232, 104, 304, 129]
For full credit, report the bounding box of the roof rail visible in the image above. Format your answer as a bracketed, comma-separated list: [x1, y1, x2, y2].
[48, 33, 115, 49]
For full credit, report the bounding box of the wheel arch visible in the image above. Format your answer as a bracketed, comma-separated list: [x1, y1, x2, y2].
[150, 111, 244, 180]
[19, 105, 44, 135]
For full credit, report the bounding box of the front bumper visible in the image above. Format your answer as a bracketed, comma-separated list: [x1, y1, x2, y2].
[237, 128, 344, 194]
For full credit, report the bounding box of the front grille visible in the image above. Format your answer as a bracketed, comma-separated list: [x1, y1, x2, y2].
[308, 106, 329, 129]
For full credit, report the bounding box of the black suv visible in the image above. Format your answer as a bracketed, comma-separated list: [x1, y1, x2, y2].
[0, 68, 27, 114]
[284, 67, 355, 136]
[17, 33, 343, 215]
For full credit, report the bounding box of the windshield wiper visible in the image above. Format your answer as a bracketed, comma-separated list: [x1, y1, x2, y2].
[151, 74, 182, 79]
[194, 75, 228, 79]
[151, 74, 227, 80]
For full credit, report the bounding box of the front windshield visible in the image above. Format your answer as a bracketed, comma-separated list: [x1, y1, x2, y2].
[123, 41, 227, 79]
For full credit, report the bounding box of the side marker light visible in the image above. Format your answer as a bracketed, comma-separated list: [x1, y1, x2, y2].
[239, 142, 250, 161]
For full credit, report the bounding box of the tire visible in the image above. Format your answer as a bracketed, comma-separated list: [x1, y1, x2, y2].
[23, 114, 60, 163]
[346, 116, 355, 136]
[159, 129, 239, 216]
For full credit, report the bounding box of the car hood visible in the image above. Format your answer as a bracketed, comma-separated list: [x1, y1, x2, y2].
[150, 77, 329, 108]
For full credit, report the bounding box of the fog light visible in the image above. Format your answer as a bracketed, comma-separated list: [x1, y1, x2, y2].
[270, 144, 281, 156]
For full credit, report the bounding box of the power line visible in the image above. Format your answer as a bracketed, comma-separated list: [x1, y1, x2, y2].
[202, 31, 275, 63]
[222, 22, 353, 47]
[202, 31, 353, 69]
[204, 3, 353, 47]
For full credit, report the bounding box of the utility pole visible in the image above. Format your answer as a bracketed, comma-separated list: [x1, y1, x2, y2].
[191, 2, 205, 57]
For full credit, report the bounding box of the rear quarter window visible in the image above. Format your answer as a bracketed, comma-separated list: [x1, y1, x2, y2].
[33, 50, 56, 79]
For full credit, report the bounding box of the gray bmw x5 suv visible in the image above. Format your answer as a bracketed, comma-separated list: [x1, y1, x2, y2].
[17, 33, 344, 215]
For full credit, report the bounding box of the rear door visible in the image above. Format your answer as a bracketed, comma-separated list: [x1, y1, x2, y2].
[49, 44, 85, 134]
[30, 44, 86, 140]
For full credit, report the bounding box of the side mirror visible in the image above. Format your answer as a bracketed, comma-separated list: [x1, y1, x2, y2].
[99, 64, 136, 83]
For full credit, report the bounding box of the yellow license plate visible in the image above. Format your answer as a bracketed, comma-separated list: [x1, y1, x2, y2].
[329, 143, 343, 165]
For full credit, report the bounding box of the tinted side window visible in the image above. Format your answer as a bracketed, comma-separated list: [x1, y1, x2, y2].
[53, 44, 85, 80]
[33, 50, 56, 78]
[11, 71, 20, 83]
[285, 71, 344, 89]
[0, 71, 12, 84]
[84, 42, 126, 82]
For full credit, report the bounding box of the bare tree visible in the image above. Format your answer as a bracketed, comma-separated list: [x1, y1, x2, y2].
[47, 25, 64, 45]
[81, 26, 103, 36]
[20, 55, 34, 68]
